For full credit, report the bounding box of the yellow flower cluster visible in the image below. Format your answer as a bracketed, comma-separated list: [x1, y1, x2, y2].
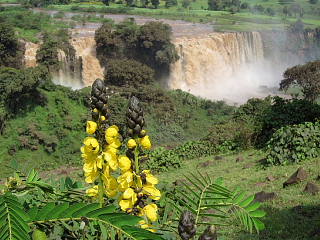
[82, 119, 160, 231]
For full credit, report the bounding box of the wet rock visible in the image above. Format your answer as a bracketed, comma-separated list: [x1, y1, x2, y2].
[254, 191, 277, 202]
[214, 156, 223, 160]
[236, 156, 244, 162]
[197, 160, 215, 168]
[283, 167, 308, 188]
[266, 176, 276, 182]
[303, 182, 319, 195]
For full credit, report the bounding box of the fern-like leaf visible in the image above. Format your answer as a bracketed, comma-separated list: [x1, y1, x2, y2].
[28, 203, 164, 240]
[0, 193, 31, 240]
[174, 172, 265, 234]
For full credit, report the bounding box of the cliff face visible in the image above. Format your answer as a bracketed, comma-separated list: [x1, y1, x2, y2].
[24, 29, 319, 102]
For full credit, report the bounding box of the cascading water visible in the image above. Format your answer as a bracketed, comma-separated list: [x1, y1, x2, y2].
[168, 32, 281, 104]
[70, 37, 104, 86]
[52, 49, 83, 89]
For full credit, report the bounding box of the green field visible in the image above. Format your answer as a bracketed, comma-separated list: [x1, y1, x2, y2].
[46, 0, 320, 31]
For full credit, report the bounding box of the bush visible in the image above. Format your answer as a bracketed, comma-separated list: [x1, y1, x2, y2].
[266, 121, 320, 165]
[105, 59, 155, 87]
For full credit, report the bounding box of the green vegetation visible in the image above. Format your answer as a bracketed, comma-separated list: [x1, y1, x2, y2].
[280, 60, 320, 102]
[0, 6, 69, 42]
[266, 121, 320, 165]
[95, 19, 178, 77]
[0, 23, 24, 69]
[46, 0, 320, 31]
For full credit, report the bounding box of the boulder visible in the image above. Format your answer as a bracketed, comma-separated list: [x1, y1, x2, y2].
[303, 182, 319, 195]
[283, 167, 308, 188]
[254, 191, 277, 202]
[197, 160, 215, 168]
[236, 156, 244, 162]
[266, 175, 276, 182]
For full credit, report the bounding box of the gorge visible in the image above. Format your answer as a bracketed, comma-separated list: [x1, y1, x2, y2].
[23, 15, 319, 103]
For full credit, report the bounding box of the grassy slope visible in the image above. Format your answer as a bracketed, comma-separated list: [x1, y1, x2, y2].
[47, 0, 320, 31]
[0, 88, 88, 177]
[159, 150, 320, 239]
[0, 86, 233, 178]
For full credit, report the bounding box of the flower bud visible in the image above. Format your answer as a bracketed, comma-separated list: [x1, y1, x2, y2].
[178, 211, 197, 240]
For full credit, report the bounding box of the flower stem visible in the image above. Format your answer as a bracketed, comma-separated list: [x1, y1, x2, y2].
[134, 145, 140, 174]
[98, 172, 104, 208]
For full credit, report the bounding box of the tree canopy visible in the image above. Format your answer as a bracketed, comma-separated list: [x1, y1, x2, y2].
[0, 23, 24, 69]
[280, 60, 320, 102]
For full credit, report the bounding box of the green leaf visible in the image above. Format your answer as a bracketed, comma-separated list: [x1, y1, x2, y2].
[239, 195, 255, 208]
[28, 203, 165, 240]
[32, 229, 47, 240]
[249, 210, 266, 218]
[0, 193, 31, 240]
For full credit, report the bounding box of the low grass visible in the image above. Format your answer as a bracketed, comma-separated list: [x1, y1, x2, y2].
[158, 150, 320, 239]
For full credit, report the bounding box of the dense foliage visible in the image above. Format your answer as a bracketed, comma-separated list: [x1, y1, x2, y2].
[266, 121, 320, 165]
[280, 60, 320, 102]
[95, 19, 178, 78]
[105, 59, 155, 87]
[0, 23, 24, 69]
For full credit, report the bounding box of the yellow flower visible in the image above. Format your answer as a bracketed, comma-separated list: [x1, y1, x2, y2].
[106, 125, 119, 138]
[141, 170, 158, 185]
[100, 116, 106, 121]
[93, 108, 98, 112]
[104, 151, 118, 171]
[142, 185, 161, 200]
[84, 169, 99, 183]
[103, 175, 118, 197]
[119, 188, 137, 211]
[86, 185, 98, 197]
[83, 137, 100, 153]
[127, 139, 137, 149]
[140, 136, 151, 149]
[139, 220, 156, 232]
[117, 171, 134, 191]
[105, 125, 121, 148]
[143, 204, 158, 222]
[118, 156, 131, 172]
[86, 121, 97, 134]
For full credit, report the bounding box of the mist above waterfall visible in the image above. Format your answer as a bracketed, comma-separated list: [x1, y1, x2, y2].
[168, 32, 298, 104]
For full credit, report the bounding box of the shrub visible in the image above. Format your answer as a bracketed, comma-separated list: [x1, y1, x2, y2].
[266, 121, 320, 165]
[105, 58, 155, 87]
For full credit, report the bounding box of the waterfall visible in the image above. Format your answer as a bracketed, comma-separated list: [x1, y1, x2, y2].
[168, 32, 278, 104]
[70, 37, 104, 86]
[52, 49, 83, 89]
[24, 37, 103, 89]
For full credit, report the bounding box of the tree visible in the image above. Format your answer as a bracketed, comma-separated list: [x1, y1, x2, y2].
[151, 0, 160, 8]
[136, 21, 179, 76]
[280, 61, 320, 102]
[105, 59, 155, 87]
[0, 23, 24, 69]
[265, 7, 275, 16]
[309, 0, 318, 4]
[102, 0, 110, 6]
[208, 0, 223, 10]
[36, 34, 60, 72]
[182, 0, 191, 8]
[165, 0, 177, 8]
[0, 66, 49, 116]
